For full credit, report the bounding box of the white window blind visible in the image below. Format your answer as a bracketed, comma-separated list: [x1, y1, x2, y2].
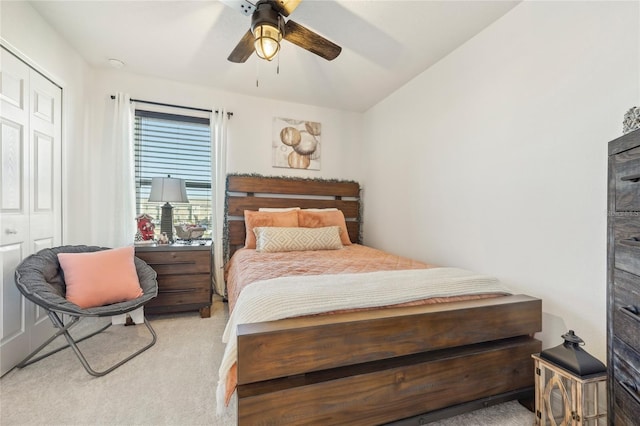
[134, 109, 212, 238]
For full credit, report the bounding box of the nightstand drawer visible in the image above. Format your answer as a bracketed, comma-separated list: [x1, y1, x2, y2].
[155, 274, 211, 292]
[614, 146, 640, 212]
[147, 290, 210, 310]
[136, 250, 211, 275]
[147, 275, 211, 309]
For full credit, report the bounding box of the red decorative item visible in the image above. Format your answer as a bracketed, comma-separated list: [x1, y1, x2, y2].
[136, 214, 155, 240]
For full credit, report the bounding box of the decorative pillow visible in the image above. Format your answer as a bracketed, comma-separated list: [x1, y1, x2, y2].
[258, 207, 301, 212]
[298, 209, 352, 245]
[244, 210, 299, 249]
[58, 246, 143, 309]
[254, 226, 343, 253]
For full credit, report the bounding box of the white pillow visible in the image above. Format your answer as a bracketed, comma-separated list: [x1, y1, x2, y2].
[254, 226, 343, 253]
[302, 208, 338, 212]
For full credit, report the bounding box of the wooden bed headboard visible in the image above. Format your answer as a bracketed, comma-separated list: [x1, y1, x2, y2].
[225, 174, 361, 259]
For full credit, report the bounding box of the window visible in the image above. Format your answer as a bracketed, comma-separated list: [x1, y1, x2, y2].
[134, 109, 212, 238]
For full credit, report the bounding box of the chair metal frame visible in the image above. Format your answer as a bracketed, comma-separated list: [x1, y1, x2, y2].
[16, 310, 157, 377]
[14, 245, 159, 377]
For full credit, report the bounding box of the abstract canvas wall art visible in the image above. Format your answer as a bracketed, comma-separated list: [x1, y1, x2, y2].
[272, 117, 321, 170]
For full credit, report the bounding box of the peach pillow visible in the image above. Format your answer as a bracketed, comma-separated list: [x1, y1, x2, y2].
[258, 207, 301, 212]
[298, 209, 352, 245]
[243, 210, 299, 249]
[58, 246, 143, 309]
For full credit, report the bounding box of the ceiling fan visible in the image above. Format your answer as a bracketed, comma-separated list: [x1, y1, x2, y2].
[222, 0, 342, 63]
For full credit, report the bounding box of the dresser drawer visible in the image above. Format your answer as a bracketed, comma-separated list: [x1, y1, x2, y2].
[615, 238, 640, 277]
[613, 266, 640, 304]
[614, 307, 640, 354]
[612, 216, 640, 277]
[613, 379, 640, 426]
[613, 146, 640, 212]
[136, 250, 211, 275]
[613, 337, 640, 388]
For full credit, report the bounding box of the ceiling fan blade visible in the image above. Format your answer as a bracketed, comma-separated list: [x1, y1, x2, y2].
[284, 20, 341, 61]
[272, 0, 301, 17]
[228, 30, 255, 63]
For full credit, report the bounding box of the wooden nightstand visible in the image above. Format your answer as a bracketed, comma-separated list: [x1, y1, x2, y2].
[135, 242, 212, 318]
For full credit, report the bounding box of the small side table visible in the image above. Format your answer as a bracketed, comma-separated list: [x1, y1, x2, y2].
[532, 353, 607, 425]
[135, 241, 212, 318]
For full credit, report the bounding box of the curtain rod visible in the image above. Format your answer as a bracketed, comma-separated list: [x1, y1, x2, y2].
[109, 95, 233, 118]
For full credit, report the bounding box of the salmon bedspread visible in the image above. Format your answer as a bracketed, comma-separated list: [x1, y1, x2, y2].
[218, 245, 509, 412]
[225, 244, 431, 313]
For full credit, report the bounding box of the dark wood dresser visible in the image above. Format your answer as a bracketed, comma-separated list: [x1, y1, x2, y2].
[135, 242, 212, 318]
[607, 128, 640, 424]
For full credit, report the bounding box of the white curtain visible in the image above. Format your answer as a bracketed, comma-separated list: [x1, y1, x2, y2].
[211, 109, 229, 296]
[91, 92, 136, 247]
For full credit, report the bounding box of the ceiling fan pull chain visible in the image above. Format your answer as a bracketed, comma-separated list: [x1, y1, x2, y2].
[256, 58, 260, 87]
[277, 15, 282, 75]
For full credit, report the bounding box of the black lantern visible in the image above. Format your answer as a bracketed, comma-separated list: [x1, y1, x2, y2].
[532, 330, 607, 425]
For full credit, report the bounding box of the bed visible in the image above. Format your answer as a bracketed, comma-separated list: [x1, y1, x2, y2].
[220, 174, 542, 425]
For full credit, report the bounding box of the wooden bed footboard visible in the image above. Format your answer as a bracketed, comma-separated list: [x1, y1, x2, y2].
[236, 294, 542, 425]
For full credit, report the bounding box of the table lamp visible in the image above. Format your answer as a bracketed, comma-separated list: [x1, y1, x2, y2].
[148, 175, 189, 241]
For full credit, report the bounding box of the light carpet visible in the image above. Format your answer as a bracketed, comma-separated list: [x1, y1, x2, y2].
[0, 296, 534, 425]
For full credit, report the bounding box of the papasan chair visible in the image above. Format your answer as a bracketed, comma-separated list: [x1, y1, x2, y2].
[14, 245, 158, 377]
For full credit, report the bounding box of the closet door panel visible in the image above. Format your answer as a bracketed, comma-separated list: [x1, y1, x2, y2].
[0, 50, 31, 376]
[29, 70, 61, 245]
[0, 50, 29, 247]
[0, 47, 60, 376]
[0, 242, 29, 375]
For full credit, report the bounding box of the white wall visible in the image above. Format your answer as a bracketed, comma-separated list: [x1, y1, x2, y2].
[1, 1, 92, 245]
[87, 69, 363, 182]
[362, 1, 639, 361]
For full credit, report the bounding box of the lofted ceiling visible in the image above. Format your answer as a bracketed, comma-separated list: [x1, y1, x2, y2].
[29, 0, 520, 112]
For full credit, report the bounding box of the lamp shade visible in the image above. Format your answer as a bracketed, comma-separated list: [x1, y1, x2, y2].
[148, 176, 189, 203]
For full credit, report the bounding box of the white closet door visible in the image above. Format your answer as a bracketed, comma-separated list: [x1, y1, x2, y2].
[0, 47, 62, 376]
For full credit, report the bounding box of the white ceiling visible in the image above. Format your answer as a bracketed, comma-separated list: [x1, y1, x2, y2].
[30, 0, 520, 112]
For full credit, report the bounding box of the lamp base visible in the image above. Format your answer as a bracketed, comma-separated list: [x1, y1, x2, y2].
[160, 202, 174, 241]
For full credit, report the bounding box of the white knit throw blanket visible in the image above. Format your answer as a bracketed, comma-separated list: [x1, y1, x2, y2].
[215, 267, 509, 414]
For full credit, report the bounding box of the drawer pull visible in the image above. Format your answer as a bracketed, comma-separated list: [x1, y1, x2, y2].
[159, 288, 197, 294]
[621, 305, 640, 320]
[621, 173, 640, 183]
[621, 381, 640, 405]
[620, 237, 640, 247]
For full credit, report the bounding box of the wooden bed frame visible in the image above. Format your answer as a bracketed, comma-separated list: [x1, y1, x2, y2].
[225, 174, 542, 425]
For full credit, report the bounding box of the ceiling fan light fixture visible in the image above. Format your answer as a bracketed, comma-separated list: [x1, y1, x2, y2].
[253, 23, 282, 61]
